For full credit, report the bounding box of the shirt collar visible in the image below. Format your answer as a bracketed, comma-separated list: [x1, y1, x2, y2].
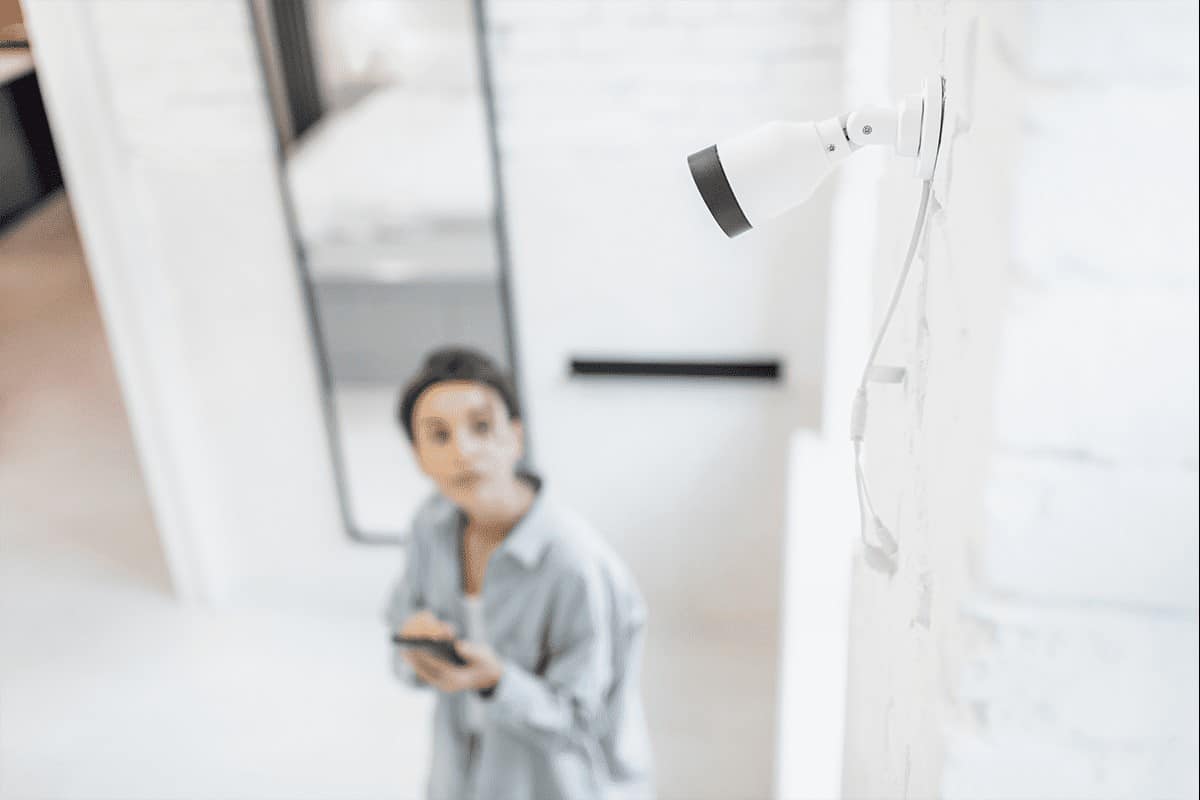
[495, 488, 554, 569]
[440, 474, 553, 570]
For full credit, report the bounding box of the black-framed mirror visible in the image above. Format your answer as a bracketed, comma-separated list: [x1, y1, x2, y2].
[249, 0, 520, 543]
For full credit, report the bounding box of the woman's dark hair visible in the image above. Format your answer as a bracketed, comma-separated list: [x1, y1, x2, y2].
[397, 347, 521, 442]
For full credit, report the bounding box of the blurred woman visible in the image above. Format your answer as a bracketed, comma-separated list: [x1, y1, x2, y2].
[385, 347, 654, 799]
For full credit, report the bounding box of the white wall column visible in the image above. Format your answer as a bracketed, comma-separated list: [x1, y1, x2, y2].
[22, 0, 345, 607]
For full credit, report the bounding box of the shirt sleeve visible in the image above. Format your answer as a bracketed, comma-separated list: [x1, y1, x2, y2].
[483, 562, 613, 758]
[382, 531, 429, 689]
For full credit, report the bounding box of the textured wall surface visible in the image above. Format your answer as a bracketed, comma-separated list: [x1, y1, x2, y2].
[952, 2, 1199, 795]
[842, 1, 1199, 798]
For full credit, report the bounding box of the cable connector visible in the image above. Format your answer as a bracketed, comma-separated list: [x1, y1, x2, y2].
[850, 387, 867, 442]
[872, 516, 898, 556]
[862, 541, 899, 576]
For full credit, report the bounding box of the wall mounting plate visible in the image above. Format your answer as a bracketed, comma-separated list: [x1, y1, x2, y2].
[916, 74, 946, 180]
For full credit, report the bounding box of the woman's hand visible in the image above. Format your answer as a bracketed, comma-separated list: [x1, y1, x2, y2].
[399, 609, 455, 640]
[407, 639, 504, 694]
[397, 611, 502, 693]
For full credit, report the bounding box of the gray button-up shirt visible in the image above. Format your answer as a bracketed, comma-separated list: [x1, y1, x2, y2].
[384, 487, 655, 800]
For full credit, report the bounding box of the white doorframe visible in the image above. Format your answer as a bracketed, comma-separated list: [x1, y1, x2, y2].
[22, 0, 344, 606]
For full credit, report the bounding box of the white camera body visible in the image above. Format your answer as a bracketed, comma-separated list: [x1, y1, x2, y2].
[689, 76, 945, 237]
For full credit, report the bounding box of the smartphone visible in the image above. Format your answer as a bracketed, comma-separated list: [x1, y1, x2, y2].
[391, 635, 468, 666]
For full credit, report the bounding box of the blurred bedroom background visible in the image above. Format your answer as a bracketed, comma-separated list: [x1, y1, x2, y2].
[2, 1, 1196, 798]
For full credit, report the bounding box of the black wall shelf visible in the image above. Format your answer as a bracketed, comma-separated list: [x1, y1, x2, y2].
[569, 358, 782, 381]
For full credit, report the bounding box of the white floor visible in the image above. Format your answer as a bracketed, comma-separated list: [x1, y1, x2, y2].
[1, 196, 780, 800]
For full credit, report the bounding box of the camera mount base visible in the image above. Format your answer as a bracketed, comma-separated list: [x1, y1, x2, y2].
[844, 74, 946, 180]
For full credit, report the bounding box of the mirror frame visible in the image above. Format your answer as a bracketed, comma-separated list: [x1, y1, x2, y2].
[246, 0, 526, 545]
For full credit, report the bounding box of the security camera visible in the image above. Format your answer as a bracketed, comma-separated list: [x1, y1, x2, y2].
[688, 76, 945, 237]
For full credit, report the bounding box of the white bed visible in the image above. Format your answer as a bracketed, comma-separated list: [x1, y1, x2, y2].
[285, 86, 498, 283]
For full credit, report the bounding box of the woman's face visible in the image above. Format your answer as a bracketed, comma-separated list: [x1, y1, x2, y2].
[410, 381, 524, 512]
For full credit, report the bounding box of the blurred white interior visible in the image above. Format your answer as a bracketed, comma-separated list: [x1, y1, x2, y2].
[5, 0, 1197, 798]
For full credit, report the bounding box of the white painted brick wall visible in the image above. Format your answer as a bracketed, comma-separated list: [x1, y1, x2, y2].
[961, 2, 1199, 795]
[842, 1, 1199, 797]
[486, 0, 842, 159]
[945, 604, 1199, 798]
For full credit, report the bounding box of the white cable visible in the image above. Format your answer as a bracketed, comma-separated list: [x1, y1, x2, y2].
[850, 179, 933, 574]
